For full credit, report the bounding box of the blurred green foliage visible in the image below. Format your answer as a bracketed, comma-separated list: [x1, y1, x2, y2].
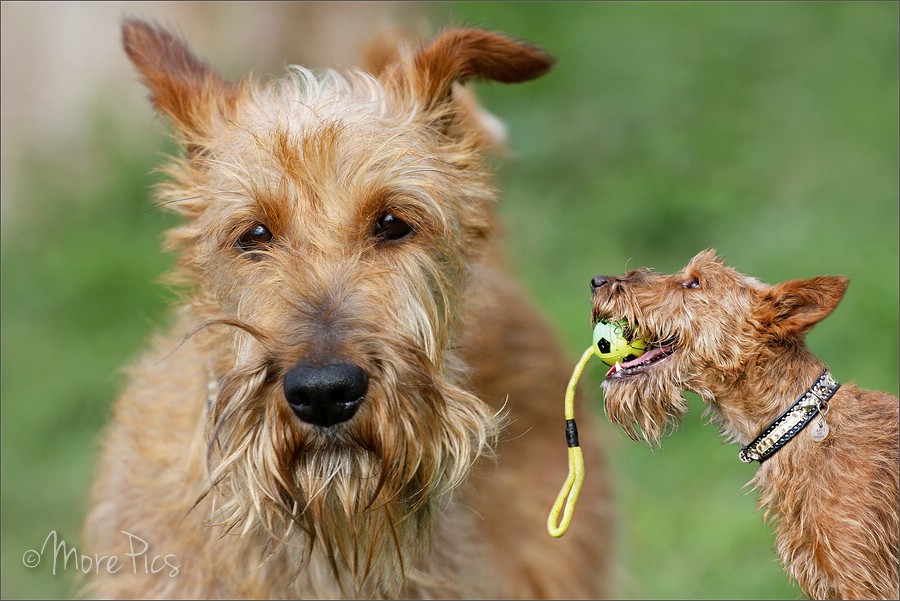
[2, 2, 897, 599]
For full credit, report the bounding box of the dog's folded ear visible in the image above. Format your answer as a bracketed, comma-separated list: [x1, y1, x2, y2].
[382, 28, 554, 109]
[122, 19, 237, 147]
[757, 275, 850, 340]
[413, 28, 554, 101]
[378, 27, 553, 149]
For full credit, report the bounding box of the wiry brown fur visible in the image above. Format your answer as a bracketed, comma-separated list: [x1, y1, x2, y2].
[82, 20, 612, 599]
[591, 249, 899, 600]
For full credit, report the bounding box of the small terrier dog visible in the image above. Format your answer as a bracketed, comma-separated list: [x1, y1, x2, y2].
[82, 19, 612, 599]
[590, 249, 899, 600]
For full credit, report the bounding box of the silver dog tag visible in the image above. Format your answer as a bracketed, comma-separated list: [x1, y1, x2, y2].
[809, 414, 830, 442]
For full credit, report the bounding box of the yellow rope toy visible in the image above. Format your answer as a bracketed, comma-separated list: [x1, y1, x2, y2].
[546, 346, 593, 537]
[547, 319, 647, 537]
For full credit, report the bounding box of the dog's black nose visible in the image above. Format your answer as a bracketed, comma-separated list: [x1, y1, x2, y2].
[591, 275, 612, 291]
[283, 362, 368, 427]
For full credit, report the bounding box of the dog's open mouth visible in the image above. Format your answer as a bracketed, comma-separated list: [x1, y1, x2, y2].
[605, 344, 676, 379]
[594, 316, 677, 380]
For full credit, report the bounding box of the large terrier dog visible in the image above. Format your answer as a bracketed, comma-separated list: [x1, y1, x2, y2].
[590, 249, 899, 600]
[82, 19, 612, 599]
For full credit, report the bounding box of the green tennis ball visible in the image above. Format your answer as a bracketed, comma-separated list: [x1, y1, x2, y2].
[592, 319, 647, 367]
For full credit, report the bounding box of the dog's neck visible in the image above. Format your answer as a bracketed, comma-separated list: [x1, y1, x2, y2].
[700, 350, 835, 448]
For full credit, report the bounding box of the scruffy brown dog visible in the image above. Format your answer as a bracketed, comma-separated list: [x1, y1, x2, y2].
[590, 249, 899, 600]
[81, 19, 612, 599]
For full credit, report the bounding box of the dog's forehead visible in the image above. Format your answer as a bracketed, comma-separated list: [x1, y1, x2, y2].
[267, 67, 391, 121]
[676, 254, 765, 293]
[238, 68, 435, 167]
[237, 67, 417, 143]
[201, 67, 448, 214]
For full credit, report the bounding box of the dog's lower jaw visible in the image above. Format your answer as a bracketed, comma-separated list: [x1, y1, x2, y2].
[601, 368, 690, 445]
[203, 447, 466, 598]
[604, 345, 677, 379]
[202, 366, 497, 598]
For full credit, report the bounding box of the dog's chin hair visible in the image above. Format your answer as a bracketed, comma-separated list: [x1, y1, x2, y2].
[602, 365, 690, 445]
[201, 354, 498, 595]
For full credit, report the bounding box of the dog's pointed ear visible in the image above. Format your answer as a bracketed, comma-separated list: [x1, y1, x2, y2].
[385, 28, 554, 110]
[122, 19, 237, 144]
[757, 275, 850, 339]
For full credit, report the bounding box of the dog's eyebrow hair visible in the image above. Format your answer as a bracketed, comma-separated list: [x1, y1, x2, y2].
[145, 194, 204, 213]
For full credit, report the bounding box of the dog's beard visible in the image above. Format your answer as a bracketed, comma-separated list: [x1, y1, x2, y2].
[202, 347, 498, 596]
[601, 363, 691, 445]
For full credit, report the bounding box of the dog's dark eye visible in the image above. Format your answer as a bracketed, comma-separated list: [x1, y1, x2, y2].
[682, 277, 700, 289]
[374, 213, 413, 242]
[236, 224, 273, 253]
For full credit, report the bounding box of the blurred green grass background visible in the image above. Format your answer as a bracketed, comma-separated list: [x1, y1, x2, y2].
[2, 2, 897, 599]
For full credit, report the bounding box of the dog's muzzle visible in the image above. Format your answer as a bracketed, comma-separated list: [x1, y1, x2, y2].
[283, 362, 368, 427]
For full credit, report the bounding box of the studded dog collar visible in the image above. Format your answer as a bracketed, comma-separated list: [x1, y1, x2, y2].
[739, 369, 840, 464]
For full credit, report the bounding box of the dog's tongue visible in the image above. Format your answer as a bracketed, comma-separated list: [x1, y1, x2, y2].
[605, 345, 673, 377]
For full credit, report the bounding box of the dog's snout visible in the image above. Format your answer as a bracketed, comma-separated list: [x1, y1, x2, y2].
[283, 362, 368, 427]
[591, 275, 612, 291]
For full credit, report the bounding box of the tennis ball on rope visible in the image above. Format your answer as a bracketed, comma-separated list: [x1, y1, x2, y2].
[591, 319, 647, 366]
[547, 319, 647, 538]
